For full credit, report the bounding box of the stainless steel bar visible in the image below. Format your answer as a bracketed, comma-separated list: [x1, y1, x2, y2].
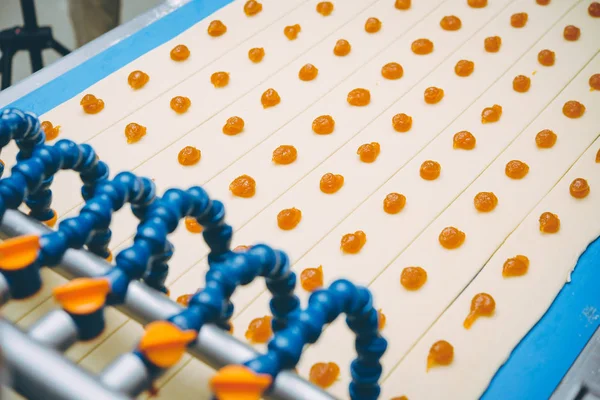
[0, 318, 131, 400]
[27, 309, 79, 352]
[0, 209, 335, 400]
[0, 273, 9, 307]
[100, 353, 156, 397]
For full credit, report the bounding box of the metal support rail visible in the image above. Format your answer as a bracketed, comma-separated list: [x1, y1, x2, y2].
[0, 209, 335, 400]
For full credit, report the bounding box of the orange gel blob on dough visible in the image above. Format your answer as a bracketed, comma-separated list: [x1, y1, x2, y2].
[357, 142, 381, 163]
[299, 63, 319, 81]
[538, 49, 555, 66]
[505, 160, 529, 179]
[178, 146, 201, 166]
[381, 62, 404, 80]
[463, 293, 496, 329]
[170, 45, 190, 61]
[124, 122, 147, 144]
[80, 94, 104, 114]
[185, 217, 203, 233]
[474, 192, 498, 212]
[535, 129, 557, 148]
[570, 178, 590, 199]
[537, 0, 550, 4]
[248, 47, 265, 63]
[503, 255, 529, 277]
[245, 316, 272, 343]
[128, 70, 149, 89]
[392, 113, 412, 132]
[453, 130, 476, 150]
[484, 36, 502, 53]
[320, 173, 344, 194]
[510, 12, 528, 28]
[539, 212, 560, 233]
[420, 160, 441, 181]
[589, 2, 600, 17]
[340, 231, 367, 254]
[316, 1, 334, 16]
[400, 266, 427, 290]
[411, 38, 433, 55]
[481, 104, 502, 123]
[222, 116, 245, 135]
[383, 192, 406, 214]
[424, 87, 444, 104]
[395, 0, 411, 9]
[244, 0, 262, 16]
[170, 96, 191, 114]
[261, 88, 281, 108]
[468, 0, 487, 8]
[455, 60, 474, 77]
[309, 362, 340, 389]
[513, 75, 531, 93]
[347, 88, 371, 106]
[229, 175, 256, 198]
[300, 266, 323, 292]
[284, 24, 301, 40]
[334, 39, 351, 56]
[564, 25, 581, 41]
[211, 72, 230, 88]
[427, 340, 454, 370]
[590, 74, 600, 91]
[365, 17, 382, 33]
[272, 145, 298, 165]
[562, 100, 585, 118]
[208, 20, 227, 37]
[41, 121, 60, 141]
[277, 208, 302, 230]
[312, 115, 335, 134]
[439, 227, 466, 249]
[440, 15, 461, 31]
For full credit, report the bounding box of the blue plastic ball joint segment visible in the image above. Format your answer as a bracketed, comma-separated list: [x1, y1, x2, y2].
[0, 235, 43, 299]
[52, 277, 112, 340]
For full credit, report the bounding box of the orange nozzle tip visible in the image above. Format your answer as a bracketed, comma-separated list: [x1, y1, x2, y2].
[53, 277, 110, 315]
[210, 365, 272, 400]
[0, 235, 40, 271]
[42, 210, 58, 228]
[139, 321, 197, 368]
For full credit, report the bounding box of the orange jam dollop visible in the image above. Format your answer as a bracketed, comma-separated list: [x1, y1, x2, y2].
[411, 38, 433, 55]
[261, 88, 281, 108]
[347, 88, 371, 106]
[562, 100, 585, 118]
[538, 49, 555, 66]
[248, 47, 265, 63]
[381, 62, 404, 80]
[439, 227, 466, 249]
[334, 39, 351, 56]
[309, 362, 340, 389]
[277, 207, 302, 230]
[589, 2, 600, 17]
[299, 63, 319, 81]
[316, 1, 334, 16]
[178, 146, 201, 166]
[41, 121, 60, 141]
[365, 17, 382, 33]
[503, 255, 529, 277]
[455, 60, 474, 77]
[208, 20, 227, 37]
[535, 129, 557, 148]
[128, 70, 150, 89]
[244, 0, 262, 16]
[80, 94, 105, 114]
[463, 293, 496, 329]
[505, 160, 529, 179]
[440, 15, 462, 31]
[170, 45, 190, 61]
[272, 145, 298, 165]
[245, 316, 272, 343]
[357, 142, 381, 163]
[378, 309, 386, 331]
[468, 0, 487, 7]
[570, 178, 590, 199]
[300, 266, 324, 292]
[211, 71, 230, 88]
[176, 293, 194, 306]
[590, 74, 600, 91]
[513, 75, 531, 93]
[510, 12, 528, 28]
[400, 266, 427, 290]
[424, 87, 444, 104]
[222, 116, 245, 135]
[474, 192, 498, 212]
[284, 24, 301, 40]
[420, 160, 441, 181]
[395, 0, 411, 9]
[124, 122, 147, 144]
[185, 217, 203, 233]
[170, 96, 191, 114]
[427, 340, 454, 370]
[383, 192, 406, 214]
[564, 25, 581, 41]
[229, 175, 256, 198]
[453, 130, 476, 150]
[484, 36, 502, 53]
[539, 212, 560, 233]
[340, 230, 367, 254]
[312, 115, 335, 134]
[481, 104, 502, 123]
[320, 173, 344, 194]
[392, 113, 413, 132]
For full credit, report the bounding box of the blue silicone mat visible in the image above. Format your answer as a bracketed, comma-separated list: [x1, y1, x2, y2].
[3, 1, 599, 398]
